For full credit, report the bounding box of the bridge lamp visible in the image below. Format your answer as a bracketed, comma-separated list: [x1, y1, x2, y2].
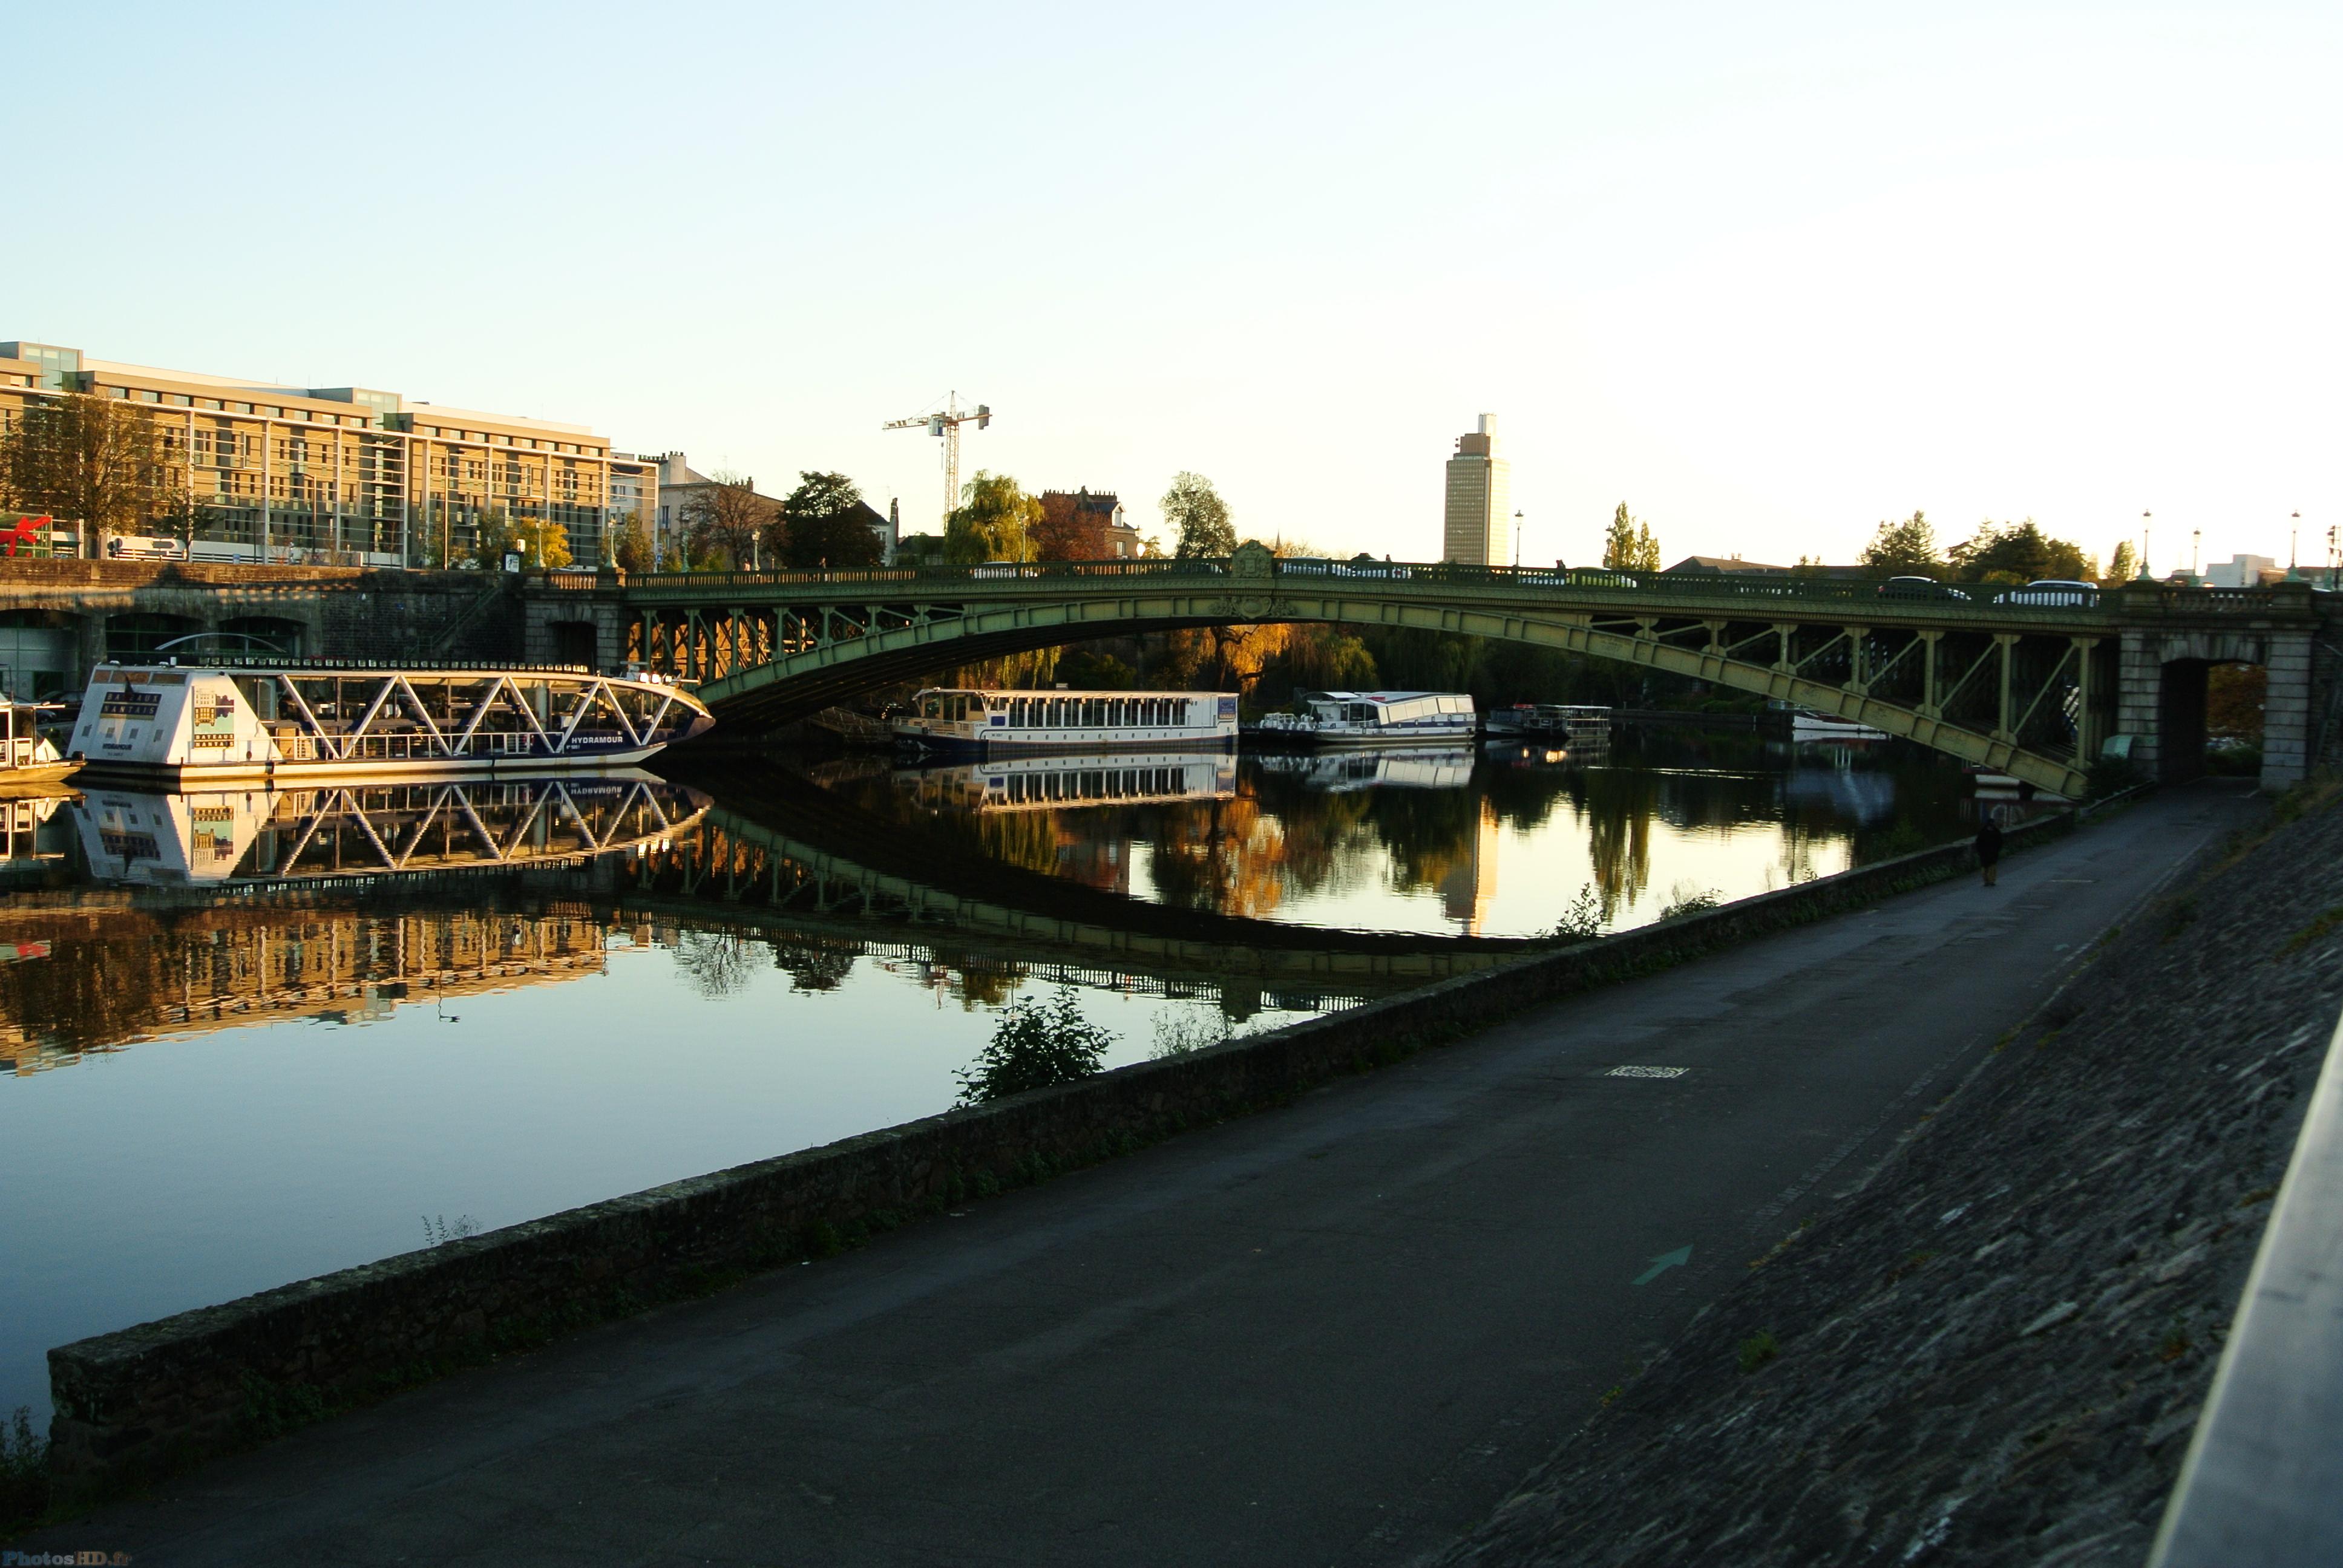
[1513, 510, 1524, 569]
[2140, 511, 2152, 580]
[2291, 512, 2300, 575]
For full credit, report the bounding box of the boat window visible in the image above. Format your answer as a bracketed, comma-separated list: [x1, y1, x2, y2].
[1109, 699, 1124, 726]
[1010, 697, 1026, 727]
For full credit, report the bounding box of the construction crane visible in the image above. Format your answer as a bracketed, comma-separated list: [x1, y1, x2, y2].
[882, 391, 991, 531]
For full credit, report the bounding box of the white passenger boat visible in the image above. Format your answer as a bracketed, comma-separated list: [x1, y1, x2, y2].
[893, 687, 1238, 757]
[1253, 690, 1477, 748]
[65, 662, 713, 785]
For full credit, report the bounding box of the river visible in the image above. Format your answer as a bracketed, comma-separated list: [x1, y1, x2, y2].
[0, 727, 1993, 1421]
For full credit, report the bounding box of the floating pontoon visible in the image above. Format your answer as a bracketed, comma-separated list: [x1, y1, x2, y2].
[67, 662, 713, 785]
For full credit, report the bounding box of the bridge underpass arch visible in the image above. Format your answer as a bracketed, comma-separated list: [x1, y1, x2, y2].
[2117, 625, 2312, 784]
[664, 593, 2112, 797]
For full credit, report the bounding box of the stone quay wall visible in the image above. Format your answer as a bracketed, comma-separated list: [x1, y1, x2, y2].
[42, 805, 2088, 1501]
[0, 560, 525, 681]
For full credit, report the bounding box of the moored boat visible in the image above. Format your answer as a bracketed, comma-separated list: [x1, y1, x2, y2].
[1253, 690, 1477, 748]
[893, 687, 1238, 757]
[64, 661, 713, 785]
[0, 696, 75, 791]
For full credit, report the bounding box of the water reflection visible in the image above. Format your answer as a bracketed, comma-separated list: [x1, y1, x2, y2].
[72, 774, 709, 886]
[1, 733, 1981, 1425]
[827, 729, 1973, 940]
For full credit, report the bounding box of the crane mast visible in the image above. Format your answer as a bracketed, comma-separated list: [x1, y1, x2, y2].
[881, 391, 991, 533]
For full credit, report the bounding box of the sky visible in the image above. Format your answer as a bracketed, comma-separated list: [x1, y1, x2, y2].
[4, 1, 2336, 574]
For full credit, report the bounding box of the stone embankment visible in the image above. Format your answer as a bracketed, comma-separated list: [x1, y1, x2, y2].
[1443, 780, 2343, 1567]
[39, 805, 2098, 1504]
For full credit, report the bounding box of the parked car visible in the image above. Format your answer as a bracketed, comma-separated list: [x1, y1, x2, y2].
[1877, 575, 1970, 601]
[1995, 579, 2098, 607]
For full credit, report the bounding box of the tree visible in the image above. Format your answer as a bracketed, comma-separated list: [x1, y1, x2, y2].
[679, 471, 773, 569]
[1602, 503, 1658, 572]
[611, 509, 653, 573]
[1030, 490, 1104, 561]
[476, 507, 570, 569]
[954, 987, 1113, 1104]
[1862, 511, 1942, 577]
[1946, 519, 2094, 584]
[2106, 540, 2140, 583]
[777, 471, 883, 569]
[1163, 472, 1235, 558]
[943, 471, 1041, 563]
[0, 391, 167, 543]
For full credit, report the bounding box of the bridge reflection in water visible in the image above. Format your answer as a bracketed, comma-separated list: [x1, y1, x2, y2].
[1, 752, 1555, 1074]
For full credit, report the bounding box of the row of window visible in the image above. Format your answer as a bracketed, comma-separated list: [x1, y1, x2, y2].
[921, 694, 1199, 728]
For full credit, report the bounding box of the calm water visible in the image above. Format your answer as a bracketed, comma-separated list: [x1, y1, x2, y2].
[0, 729, 1982, 1420]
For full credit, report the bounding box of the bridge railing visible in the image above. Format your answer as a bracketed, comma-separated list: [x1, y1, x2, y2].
[568, 559, 2321, 618]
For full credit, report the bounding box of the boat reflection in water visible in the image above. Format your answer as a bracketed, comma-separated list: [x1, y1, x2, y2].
[70, 773, 712, 887]
[891, 751, 1237, 813]
[1252, 746, 1477, 793]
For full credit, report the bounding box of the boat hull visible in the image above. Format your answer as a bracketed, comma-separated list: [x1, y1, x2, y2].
[71, 744, 677, 788]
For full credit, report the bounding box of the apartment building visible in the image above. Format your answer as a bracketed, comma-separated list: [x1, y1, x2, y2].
[0, 339, 655, 567]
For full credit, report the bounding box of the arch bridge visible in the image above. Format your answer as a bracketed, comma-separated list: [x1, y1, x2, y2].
[523, 550, 2340, 796]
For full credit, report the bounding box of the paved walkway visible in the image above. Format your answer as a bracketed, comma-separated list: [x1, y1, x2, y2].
[25, 785, 2260, 1567]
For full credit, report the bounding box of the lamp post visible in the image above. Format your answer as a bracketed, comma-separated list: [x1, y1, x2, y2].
[2290, 511, 2301, 577]
[2140, 511, 2152, 580]
[1513, 509, 1524, 569]
[2191, 528, 2201, 580]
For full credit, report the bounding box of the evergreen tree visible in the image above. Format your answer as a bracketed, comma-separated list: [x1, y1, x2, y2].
[1861, 511, 1942, 577]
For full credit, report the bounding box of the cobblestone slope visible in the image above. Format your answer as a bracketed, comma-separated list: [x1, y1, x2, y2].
[1443, 782, 2343, 1567]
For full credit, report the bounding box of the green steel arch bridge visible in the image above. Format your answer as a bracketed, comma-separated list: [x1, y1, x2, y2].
[525, 546, 2338, 797]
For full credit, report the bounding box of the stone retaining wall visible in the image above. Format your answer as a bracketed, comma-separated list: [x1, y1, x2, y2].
[42, 806, 2085, 1500]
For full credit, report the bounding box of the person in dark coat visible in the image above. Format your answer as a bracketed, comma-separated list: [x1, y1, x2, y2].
[1974, 815, 2005, 887]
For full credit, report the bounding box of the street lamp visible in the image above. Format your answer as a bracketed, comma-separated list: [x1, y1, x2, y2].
[2290, 511, 2301, 576]
[2139, 511, 2152, 580]
[2191, 528, 2201, 580]
[1513, 509, 1524, 569]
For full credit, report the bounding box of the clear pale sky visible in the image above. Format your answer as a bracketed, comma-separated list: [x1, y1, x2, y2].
[4, 1, 2335, 573]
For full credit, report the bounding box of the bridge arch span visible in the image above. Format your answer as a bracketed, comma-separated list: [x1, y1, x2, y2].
[559, 560, 2332, 795]
[670, 584, 2112, 796]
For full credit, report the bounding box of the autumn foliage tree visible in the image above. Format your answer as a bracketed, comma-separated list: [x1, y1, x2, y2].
[1601, 503, 1659, 572]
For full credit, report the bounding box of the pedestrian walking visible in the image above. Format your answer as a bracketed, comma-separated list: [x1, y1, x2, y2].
[1974, 814, 2005, 887]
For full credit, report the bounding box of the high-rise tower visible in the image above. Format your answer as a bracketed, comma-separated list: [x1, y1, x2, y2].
[1442, 413, 1512, 565]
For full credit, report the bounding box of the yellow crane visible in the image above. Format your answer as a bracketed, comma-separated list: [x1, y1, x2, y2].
[882, 392, 991, 533]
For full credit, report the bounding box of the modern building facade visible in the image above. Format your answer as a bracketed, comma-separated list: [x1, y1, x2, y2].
[1442, 414, 1512, 566]
[0, 340, 653, 567]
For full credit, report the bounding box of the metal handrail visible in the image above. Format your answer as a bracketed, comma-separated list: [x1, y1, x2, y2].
[2149, 1000, 2343, 1567]
[569, 559, 2322, 618]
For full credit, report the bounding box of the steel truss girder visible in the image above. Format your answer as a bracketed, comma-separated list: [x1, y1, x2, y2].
[673, 593, 2108, 796]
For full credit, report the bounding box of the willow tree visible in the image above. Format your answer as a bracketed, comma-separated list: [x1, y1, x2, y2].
[0, 392, 167, 540]
[943, 471, 1041, 563]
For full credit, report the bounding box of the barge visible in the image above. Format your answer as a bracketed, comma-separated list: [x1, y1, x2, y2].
[893, 687, 1238, 757]
[65, 662, 713, 785]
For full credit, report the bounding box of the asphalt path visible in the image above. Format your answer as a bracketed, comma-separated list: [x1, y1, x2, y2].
[24, 783, 2260, 1567]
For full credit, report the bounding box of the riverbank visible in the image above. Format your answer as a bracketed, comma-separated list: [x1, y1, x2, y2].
[4, 783, 2255, 1564]
[1443, 778, 2343, 1566]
